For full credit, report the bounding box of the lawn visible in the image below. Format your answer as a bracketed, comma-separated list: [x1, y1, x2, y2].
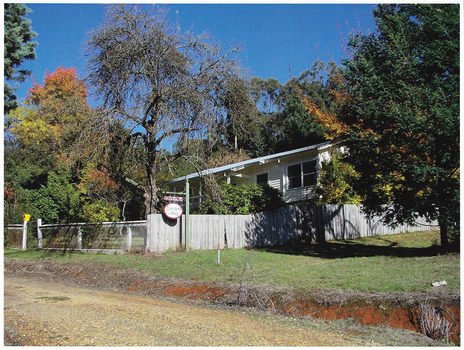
[4, 230, 459, 293]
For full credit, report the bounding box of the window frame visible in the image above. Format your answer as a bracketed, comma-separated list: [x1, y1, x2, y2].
[256, 172, 269, 185]
[286, 159, 318, 190]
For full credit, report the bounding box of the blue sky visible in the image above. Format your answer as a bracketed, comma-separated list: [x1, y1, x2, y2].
[14, 3, 377, 107]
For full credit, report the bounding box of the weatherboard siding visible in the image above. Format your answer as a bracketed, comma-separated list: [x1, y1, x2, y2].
[166, 142, 340, 204]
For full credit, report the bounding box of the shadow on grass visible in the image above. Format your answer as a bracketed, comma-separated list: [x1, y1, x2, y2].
[255, 239, 443, 259]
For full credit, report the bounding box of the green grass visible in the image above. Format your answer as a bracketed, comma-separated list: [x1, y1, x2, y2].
[4, 230, 459, 293]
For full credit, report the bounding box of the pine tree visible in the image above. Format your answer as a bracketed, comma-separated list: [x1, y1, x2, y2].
[4, 3, 37, 114]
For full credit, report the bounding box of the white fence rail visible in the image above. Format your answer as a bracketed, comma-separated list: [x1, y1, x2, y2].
[36, 220, 147, 252]
[4, 224, 24, 249]
[5, 205, 438, 253]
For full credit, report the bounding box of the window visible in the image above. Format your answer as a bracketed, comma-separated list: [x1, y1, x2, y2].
[287, 160, 317, 189]
[256, 173, 269, 185]
[288, 164, 302, 189]
[303, 160, 317, 186]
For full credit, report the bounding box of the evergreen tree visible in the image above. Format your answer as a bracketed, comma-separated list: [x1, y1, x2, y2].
[4, 3, 37, 114]
[342, 4, 460, 249]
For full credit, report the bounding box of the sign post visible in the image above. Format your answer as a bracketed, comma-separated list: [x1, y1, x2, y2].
[163, 179, 190, 251]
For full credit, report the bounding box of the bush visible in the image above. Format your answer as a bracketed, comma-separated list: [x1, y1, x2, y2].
[82, 200, 120, 222]
[199, 183, 285, 215]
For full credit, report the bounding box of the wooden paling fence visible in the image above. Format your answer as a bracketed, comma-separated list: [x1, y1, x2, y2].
[147, 204, 438, 253]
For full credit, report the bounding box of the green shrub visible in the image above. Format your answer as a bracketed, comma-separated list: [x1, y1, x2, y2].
[199, 183, 285, 214]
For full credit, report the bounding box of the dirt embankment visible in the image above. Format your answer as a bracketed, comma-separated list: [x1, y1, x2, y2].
[4, 258, 460, 345]
[7, 275, 376, 346]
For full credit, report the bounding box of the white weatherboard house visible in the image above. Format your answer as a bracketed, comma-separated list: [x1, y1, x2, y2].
[167, 141, 341, 205]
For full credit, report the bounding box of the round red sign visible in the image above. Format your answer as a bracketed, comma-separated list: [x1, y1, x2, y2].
[164, 203, 183, 219]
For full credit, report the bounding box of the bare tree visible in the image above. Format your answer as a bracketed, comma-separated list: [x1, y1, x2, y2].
[85, 5, 248, 215]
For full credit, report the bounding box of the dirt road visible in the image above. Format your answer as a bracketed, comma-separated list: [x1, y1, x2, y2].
[4, 274, 377, 346]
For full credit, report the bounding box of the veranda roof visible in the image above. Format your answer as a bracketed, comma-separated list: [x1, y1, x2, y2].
[166, 141, 335, 184]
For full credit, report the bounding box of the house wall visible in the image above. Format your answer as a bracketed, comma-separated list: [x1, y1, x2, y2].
[167, 144, 337, 205]
[224, 148, 333, 203]
[280, 149, 330, 202]
[267, 163, 283, 191]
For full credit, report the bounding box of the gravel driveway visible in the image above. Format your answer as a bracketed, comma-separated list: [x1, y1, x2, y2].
[4, 274, 376, 346]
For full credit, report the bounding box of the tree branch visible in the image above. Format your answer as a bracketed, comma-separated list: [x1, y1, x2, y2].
[154, 126, 201, 148]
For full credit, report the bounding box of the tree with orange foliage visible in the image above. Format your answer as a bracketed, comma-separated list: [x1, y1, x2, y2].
[301, 97, 349, 140]
[27, 67, 87, 103]
[300, 61, 350, 141]
[6, 67, 126, 223]
[10, 67, 92, 158]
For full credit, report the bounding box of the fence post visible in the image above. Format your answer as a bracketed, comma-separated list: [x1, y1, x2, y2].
[22, 220, 28, 250]
[126, 225, 132, 251]
[77, 227, 83, 249]
[37, 219, 42, 249]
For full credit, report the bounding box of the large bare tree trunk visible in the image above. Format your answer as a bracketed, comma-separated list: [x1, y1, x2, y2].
[85, 5, 247, 223]
[144, 171, 159, 216]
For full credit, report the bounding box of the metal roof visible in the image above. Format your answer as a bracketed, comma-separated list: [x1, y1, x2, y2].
[167, 141, 336, 184]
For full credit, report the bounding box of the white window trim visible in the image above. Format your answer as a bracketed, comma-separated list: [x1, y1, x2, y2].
[255, 172, 269, 185]
[285, 158, 319, 190]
